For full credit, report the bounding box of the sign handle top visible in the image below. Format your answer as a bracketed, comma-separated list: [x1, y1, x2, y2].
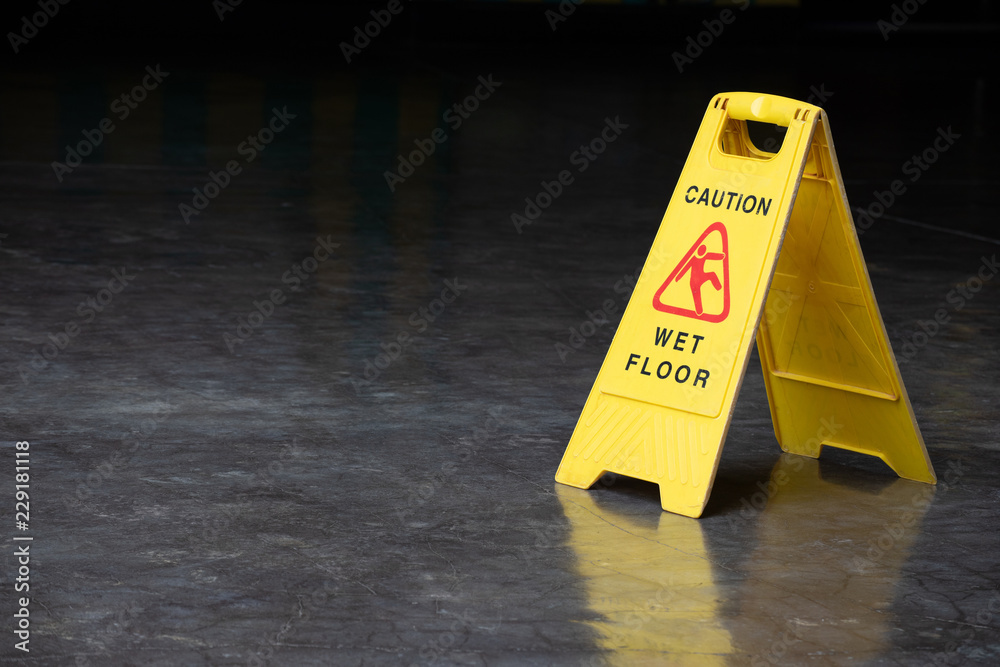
[721, 92, 815, 127]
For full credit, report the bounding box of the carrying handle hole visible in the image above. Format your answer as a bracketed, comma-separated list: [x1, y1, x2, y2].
[745, 120, 786, 154]
[718, 118, 786, 159]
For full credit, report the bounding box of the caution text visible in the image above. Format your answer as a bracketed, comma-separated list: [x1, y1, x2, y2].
[684, 185, 772, 216]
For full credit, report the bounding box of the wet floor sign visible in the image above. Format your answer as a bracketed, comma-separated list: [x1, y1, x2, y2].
[555, 92, 936, 518]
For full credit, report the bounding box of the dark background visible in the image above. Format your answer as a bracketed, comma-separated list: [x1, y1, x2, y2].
[3, 0, 997, 224]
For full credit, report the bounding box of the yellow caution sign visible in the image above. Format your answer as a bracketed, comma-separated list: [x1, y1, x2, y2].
[555, 92, 935, 518]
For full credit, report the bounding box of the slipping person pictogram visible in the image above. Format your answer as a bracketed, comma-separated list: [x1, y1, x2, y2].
[653, 221, 730, 323]
[675, 244, 725, 316]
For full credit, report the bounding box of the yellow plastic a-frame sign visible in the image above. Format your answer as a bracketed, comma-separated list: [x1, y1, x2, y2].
[555, 92, 935, 518]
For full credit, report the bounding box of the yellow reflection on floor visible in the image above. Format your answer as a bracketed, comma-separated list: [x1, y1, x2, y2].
[556, 454, 936, 664]
[555, 484, 734, 666]
[728, 455, 935, 664]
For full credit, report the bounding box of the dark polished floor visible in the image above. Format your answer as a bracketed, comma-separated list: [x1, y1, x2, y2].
[1, 7, 999, 665]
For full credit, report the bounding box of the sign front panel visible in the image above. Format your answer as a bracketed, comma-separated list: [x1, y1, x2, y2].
[600, 174, 793, 419]
[556, 92, 822, 517]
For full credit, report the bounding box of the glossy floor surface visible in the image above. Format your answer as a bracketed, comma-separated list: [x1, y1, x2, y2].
[2, 26, 999, 667]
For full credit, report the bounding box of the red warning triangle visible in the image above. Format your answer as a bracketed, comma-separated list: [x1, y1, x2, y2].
[653, 221, 730, 323]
